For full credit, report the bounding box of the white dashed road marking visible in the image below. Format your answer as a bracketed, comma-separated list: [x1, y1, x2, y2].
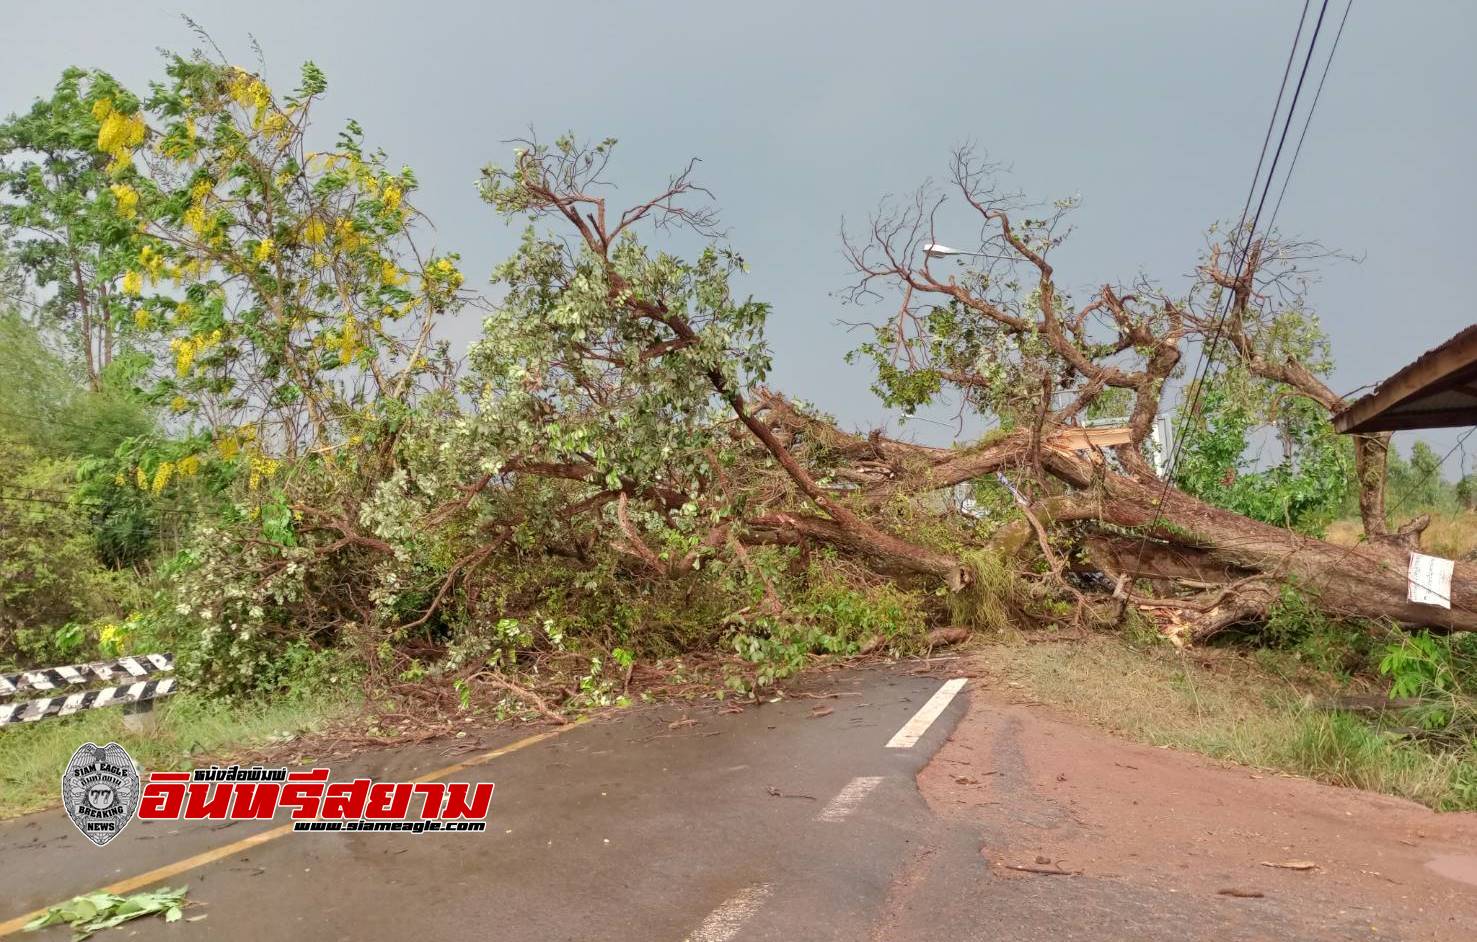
[685, 884, 773, 942]
[817, 776, 884, 822]
[885, 677, 966, 749]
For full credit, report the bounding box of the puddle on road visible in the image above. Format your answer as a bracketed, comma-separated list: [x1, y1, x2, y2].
[1425, 854, 1477, 887]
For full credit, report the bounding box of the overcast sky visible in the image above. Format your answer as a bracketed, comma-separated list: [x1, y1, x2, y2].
[5, 1, 1474, 464]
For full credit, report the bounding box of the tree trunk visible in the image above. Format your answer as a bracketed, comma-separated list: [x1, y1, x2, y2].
[755, 393, 1472, 635]
[1062, 452, 1476, 634]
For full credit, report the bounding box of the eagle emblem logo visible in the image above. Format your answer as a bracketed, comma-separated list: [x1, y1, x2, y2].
[63, 742, 139, 846]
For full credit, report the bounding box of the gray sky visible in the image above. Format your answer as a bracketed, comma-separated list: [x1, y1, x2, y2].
[6, 1, 1474, 465]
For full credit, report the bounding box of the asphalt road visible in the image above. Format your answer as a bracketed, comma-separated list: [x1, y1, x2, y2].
[0, 667, 967, 941]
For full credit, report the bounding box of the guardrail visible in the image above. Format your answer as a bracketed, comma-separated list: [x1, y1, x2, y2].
[0, 654, 176, 727]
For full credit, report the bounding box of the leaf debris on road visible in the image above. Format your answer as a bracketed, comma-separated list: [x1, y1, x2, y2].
[24, 886, 192, 939]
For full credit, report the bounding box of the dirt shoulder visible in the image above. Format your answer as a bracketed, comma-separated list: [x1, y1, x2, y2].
[894, 673, 1477, 941]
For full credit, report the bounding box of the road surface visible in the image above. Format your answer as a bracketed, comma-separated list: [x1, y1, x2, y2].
[3, 665, 1475, 940]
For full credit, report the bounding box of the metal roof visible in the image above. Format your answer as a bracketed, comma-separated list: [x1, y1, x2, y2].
[1332, 324, 1477, 434]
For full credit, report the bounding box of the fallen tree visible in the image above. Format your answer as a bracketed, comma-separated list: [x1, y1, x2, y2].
[450, 139, 1472, 641]
[65, 57, 1463, 699]
[8, 51, 1469, 713]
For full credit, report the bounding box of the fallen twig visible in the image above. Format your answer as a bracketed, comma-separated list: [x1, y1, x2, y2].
[1260, 860, 1317, 871]
[1002, 864, 1080, 876]
[766, 786, 817, 800]
[479, 675, 569, 725]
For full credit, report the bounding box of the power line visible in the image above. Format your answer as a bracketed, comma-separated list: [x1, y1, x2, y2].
[1127, 0, 1331, 580]
[1180, 0, 1333, 468]
[1268, 0, 1356, 234]
[1158, 0, 1324, 490]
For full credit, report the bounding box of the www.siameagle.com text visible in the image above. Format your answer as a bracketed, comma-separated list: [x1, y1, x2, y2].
[294, 820, 487, 833]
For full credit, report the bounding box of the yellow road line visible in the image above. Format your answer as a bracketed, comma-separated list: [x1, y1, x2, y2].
[0, 721, 584, 937]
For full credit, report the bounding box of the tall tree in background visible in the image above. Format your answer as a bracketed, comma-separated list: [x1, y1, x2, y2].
[0, 68, 146, 390]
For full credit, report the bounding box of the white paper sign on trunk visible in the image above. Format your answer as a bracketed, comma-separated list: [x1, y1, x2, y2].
[1407, 552, 1454, 609]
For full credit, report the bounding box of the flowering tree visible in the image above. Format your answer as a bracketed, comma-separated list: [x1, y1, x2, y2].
[102, 55, 462, 472]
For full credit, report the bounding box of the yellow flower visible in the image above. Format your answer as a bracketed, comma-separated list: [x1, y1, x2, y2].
[303, 217, 327, 245]
[217, 435, 240, 460]
[334, 219, 361, 252]
[135, 466, 148, 489]
[178, 454, 201, 476]
[246, 453, 281, 490]
[91, 98, 114, 122]
[113, 472, 126, 487]
[121, 270, 143, 296]
[311, 251, 328, 269]
[228, 71, 272, 112]
[109, 183, 139, 219]
[98, 623, 124, 653]
[133, 308, 152, 330]
[170, 337, 193, 377]
[138, 244, 165, 279]
[338, 315, 362, 365]
[169, 331, 221, 377]
[263, 112, 290, 141]
[425, 257, 465, 295]
[97, 107, 146, 171]
[254, 238, 275, 262]
[183, 205, 212, 237]
[379, 259, 406, 287]
[151, 461, 174, 494]
[382, 183, 403, 211]
[170, 394, 189, 413]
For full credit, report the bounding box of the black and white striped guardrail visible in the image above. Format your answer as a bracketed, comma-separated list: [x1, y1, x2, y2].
[0, 654, 176, 727]
[0, 653, 173, 697]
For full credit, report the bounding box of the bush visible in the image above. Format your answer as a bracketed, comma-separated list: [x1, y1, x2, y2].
[0, 449, 143, 668]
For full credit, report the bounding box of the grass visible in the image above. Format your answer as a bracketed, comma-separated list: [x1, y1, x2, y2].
[981, 637, 1477, 811]
[0, 692, 357, 819]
